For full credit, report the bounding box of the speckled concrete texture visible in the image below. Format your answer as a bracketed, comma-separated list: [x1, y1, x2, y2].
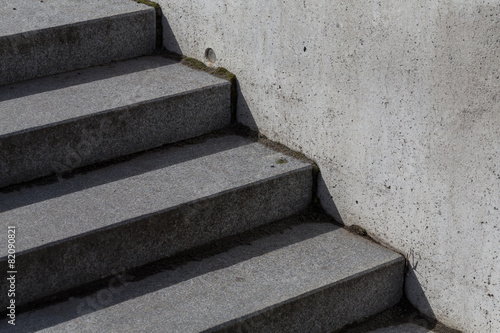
[0, 0, 155, 85]
[159, 1, 500, 332]
[0, 56, 231, 187]
[0, 136, 312, 307]
[368, 324, 434, 333]
[0, 223, 403, 332]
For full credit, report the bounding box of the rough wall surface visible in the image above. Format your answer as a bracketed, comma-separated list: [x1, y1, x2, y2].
[158, 1, 500, 332]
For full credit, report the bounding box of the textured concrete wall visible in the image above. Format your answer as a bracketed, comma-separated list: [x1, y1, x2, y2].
[158, 1, 500, 331]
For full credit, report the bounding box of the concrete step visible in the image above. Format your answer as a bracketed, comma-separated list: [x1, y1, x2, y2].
[0, 0, 156, 85]
[368, 325, 435, 333]
[0, 55, 231, 188]
[0, 135, 312, 308]
[1, 220, 404, 332]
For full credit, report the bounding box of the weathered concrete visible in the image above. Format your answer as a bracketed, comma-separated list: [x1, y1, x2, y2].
[159, 1, 500, 332]
[0, 56, 230, 187]
[0, 0, 156, 85]
[369, 324, 434, 333]
[0, 222, 403, 332]
[0, 135, 312, 307]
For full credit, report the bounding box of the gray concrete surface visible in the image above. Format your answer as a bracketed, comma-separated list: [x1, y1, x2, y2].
[0, 55, 231, 187]
[0, 0, 155, 85]
[0, 222, 403, 332]
[0, 135, 312, 307]
[368, 324, 434, 333]
[159, 1, 500, 331]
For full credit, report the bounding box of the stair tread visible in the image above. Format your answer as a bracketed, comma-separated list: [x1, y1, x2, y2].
[0, 55, 231, 188]
[368, 324, 434, 333]
[0, 135, 309, 256]
[0, 0, 156, 86]
[1, 0, 149, 37]
[3, 222, 403, 332]
[0, 56, 227, 137]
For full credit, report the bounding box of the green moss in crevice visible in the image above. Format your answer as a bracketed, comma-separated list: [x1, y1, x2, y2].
[346, 225, 368, 237]
[163, 52, 316, 183]
[213, 67, 236, 82]
[183, 57, 209, 71]
[133, 0, 160, 9]
[214, 67, 238, 122]
[173, 54, 238, 122]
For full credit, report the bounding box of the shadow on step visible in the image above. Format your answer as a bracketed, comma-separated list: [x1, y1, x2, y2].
[0, 133, 252, 212]
[315, 165, 442, 332]
[0, 56, 178, 103]
[7, 212, 339, 332]
[339, 296, 461, 333]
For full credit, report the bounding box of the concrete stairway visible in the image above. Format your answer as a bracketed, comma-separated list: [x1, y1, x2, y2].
[0, 0, 405, 331]
[2, 219, 403, 333]
[0, 56, 230, 188]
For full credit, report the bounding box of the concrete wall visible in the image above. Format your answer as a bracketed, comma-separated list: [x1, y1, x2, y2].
[158, 1, 500, 331]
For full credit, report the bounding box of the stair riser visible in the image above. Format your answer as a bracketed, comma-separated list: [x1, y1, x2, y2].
[0, 10, 155, 86]
[0, 168, 312, 307]
[0, 84, 231, 188]
[215, 261, 404, 333]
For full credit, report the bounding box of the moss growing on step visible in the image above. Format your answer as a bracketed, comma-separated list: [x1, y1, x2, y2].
[181, 57, 236, 83]
[213, 67, 236, 83]
[214, 67, 237, 122]
[183, 57, 209, 71]
[133, 0, 160, 9]
[162, 51, 317, 187]
[346, 225, 368, 237]
[163, 52, 238, 122]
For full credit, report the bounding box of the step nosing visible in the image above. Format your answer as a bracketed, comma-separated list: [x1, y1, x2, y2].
[207, 257, 403, 332]
[0, 0, 154, 38]
[0, 81, 230, 138]
[3, 223, 403, 332]
[0, 9, 154, 40]
[0, 0, 156, 86]
[0, 137, 312, 257]
[2, 166, 310, 258]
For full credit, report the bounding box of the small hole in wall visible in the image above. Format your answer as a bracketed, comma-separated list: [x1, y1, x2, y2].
[205, 48, 217, 63]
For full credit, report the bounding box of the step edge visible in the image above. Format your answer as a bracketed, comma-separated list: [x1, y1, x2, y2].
[0, 81, 230, 139]
[206, 257, 404, 332]
[0, 8, 155, 41]
[0, 164, 312, 258]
